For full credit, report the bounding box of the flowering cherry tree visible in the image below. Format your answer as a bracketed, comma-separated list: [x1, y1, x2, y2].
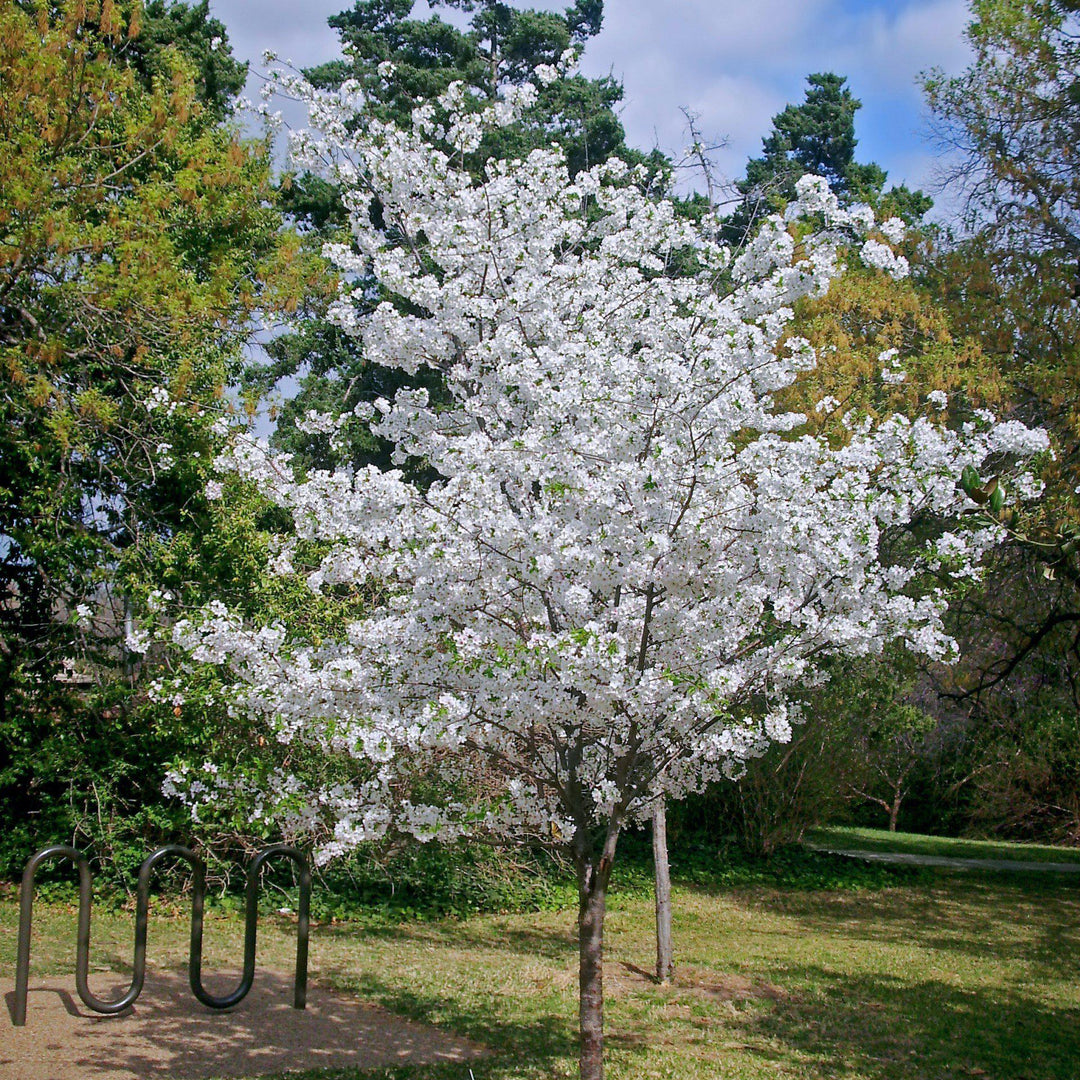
[168, 73, 1046, 1080]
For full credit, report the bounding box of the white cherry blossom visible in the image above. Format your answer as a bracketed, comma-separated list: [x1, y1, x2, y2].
[166, 72, 1048, 1080]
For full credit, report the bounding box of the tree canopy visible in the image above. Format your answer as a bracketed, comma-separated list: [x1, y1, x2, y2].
[255, 0, 656, 477]
[166, 67, 1046, 1079]
[0, 0, 305, 870]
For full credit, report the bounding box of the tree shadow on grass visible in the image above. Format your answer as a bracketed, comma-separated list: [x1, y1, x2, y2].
[316, 915, 577, 964]
[736, 873, 1080, 982]
[315, 966, 577, 1073]
[747, 964, 1080, 1080]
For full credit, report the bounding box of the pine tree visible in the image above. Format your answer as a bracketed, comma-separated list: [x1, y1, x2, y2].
[726, 73, 930, 245]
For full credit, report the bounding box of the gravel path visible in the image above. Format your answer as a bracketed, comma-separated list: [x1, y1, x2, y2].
[1, 970, 485, 1080]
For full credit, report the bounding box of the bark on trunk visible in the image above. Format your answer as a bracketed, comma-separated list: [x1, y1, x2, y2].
[889, 790, 902, 832]
[578, 870, 607, 1080]
[575, 826, 619, 1080]
[652, 798, 673, 983]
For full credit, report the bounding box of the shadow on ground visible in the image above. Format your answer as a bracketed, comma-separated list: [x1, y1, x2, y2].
[317, 965, 577, 1068]
[740, 872, 1080, 980]
[0, 971, 485, 1080]
[316, 916, 576, 963]
[748, 964, 1080, 1080]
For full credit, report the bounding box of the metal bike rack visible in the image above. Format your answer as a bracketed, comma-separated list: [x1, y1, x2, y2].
[12, 843, 310, 1026]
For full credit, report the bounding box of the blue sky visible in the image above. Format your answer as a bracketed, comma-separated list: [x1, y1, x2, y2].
[209, 0, 972, 202]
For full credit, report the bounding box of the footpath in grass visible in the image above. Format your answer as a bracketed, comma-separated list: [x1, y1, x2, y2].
[806, 825, 1080, 867]
[3, 846, 1079, 1080]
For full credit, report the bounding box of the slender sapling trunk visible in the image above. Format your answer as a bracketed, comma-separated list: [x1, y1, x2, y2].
[652, 797, 673, 982]
[889, 786, 903, 832]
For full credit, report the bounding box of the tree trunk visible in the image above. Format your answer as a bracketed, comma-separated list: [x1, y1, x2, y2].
[123, 594, 135, 680]
[575, 826, 619, 1080]
[578, 871, 606, 1080]
[652, 798, 673, 983]
[889, 787, 902, 832]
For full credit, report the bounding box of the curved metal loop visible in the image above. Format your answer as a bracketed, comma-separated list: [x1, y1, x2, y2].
[13, 844, 206, 1025]
[190, 844, 311, 1010]
[14, 846, 90, 1026]
[252, 845, 310, 1010]
[138, 846, 205, 1013]
[13, 843, 310, 1025]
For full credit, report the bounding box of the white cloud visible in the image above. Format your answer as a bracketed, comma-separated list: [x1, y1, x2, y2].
[207, 0, 974, 197]
[580, 0, 974, 193]
[823, 0, 972, 95]
[876, 0, 972, 84]
[589, 0, 828, 72]
[210, 1, 340, 73]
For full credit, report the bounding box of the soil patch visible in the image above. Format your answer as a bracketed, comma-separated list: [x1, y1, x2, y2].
[1, 970, 485, 1079]
[615, 961, 786, 1003]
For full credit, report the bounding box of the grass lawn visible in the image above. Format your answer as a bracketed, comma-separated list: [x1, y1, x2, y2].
[805, 825, 1080, 866]
[3, 857, 1079, 1080]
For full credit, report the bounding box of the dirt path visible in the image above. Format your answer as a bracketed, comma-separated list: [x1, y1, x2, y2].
[0, 970, 485, 1079]
[816, 846, 1080, 873]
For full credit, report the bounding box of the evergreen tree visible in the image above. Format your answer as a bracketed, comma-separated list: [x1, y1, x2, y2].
[306, 0, 617, 175]
[124, 0, 249, 118]
[254, 0, 654, 474]
[726, 73, 930, 245]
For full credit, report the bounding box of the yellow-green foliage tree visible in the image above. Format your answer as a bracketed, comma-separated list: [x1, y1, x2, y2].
[779, 250, 1005, 442]
[0, 0, 313, 874]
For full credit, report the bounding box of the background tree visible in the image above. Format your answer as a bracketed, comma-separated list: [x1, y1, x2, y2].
[838, 655, 938, 832]
[250, 0, 657, 476]
[306, 0, 622, 175]
[696, 648, 938, 849]
[121, 0, 249, 117]
[925, 0, 1080, 536]
[921, 0, 1080, 839]
[725, 73, 931, 246]
[0, 0, 305, 876]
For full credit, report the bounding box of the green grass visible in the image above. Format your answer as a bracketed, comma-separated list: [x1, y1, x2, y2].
[4, 857, 1080, 1079]
[805, 825, 1080, 865]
